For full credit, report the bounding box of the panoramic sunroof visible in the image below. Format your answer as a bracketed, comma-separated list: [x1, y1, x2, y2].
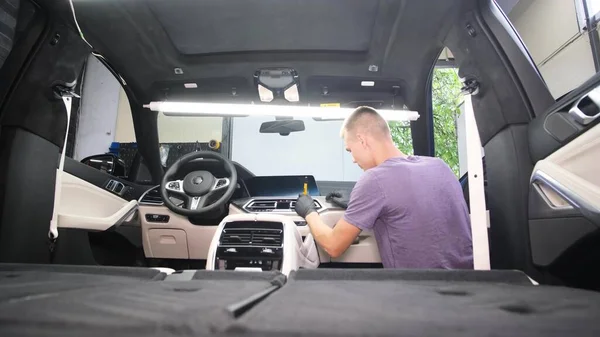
[146, 0, 378, 55]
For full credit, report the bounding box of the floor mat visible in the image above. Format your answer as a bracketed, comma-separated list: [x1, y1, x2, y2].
[225, 269, 600, 336]
[0, 266, 285, 336]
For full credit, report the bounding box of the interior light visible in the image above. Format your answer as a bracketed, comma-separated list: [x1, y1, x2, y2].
[258, 84, 274, 102]
[284, 84, 300, 102]
[361, 81, 375, 87]
[144, 101, 420, 122]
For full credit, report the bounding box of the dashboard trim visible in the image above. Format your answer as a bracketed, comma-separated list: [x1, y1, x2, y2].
[139, 185, 163, 206]
[241, 197, 325, 213]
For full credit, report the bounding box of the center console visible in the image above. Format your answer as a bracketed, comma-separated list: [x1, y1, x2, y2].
[206, 214, 320, 275]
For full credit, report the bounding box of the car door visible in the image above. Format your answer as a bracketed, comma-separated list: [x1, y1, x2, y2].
[53, 155, 152, 267]
[51, 53, 155, 266]
[527, 73, 600, 291]
[0, 0, 151, 267]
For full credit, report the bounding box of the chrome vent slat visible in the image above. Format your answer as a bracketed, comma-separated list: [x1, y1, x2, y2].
[246, 201, 277, 211]
[139, 186, 164, 205]
[244, 198, 321, 212]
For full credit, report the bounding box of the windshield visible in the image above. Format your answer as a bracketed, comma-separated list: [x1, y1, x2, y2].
[157, 112, 413, 184]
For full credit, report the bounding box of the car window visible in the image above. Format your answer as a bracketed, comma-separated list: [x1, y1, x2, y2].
[67, 54, 136, 165]
[157, 113, 409, 183]
[431, 48, 484, 179]
[432, 66, 462, 177]
[508, 0, 600, 98]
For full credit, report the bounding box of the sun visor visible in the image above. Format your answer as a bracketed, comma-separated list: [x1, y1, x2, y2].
[146, 0, 378, 54]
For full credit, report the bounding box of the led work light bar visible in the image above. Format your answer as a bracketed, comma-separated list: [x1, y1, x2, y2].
[144, 101, 420, 122]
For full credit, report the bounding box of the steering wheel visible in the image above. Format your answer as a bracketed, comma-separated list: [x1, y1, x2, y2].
[160, 151, 238, 216]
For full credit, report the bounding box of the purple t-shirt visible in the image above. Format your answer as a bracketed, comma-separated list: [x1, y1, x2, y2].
[343, 156, 473, 269]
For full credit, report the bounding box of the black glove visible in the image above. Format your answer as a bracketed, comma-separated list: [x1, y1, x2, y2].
[294, 194, 317, 218]
[326, 190, 350, 209]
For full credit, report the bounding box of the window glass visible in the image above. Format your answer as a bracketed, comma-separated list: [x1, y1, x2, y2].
[432, 67, 462, 177]
[508, 0, 598, 98]
[584, 0, 600, 19]
[389, 120, 413, 156]
[69, 54, 135, 164]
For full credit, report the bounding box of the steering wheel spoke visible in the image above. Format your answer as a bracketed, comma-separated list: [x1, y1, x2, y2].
[189, 196, 202, 210]
[212, 177, 230, 191]
[165, 180, 185, 195]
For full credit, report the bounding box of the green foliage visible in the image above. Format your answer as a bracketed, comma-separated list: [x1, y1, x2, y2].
[432, 68, 463, 176]
[389, 120, 413, 156]
[389, 68, 463, 176]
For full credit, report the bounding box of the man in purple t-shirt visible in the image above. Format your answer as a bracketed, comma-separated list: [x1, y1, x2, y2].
[294, 106, 473, 269]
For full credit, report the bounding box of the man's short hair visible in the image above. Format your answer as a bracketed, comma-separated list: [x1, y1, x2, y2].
[340, 106, 391, 139]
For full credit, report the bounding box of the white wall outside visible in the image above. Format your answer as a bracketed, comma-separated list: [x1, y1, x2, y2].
[74, 55, 121, 160]
[510, 0, 597, 98]
[157, 114, 222, 143]
[114, 89, 136, 142]
[538, 33, 596, 98]
[231, 116, 363, 181]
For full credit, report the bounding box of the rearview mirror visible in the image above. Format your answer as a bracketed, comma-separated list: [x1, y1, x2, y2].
[259, 120, 305, 136]
[81, 154, 127, 178]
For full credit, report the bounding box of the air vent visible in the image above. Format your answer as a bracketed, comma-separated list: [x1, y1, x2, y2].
[220, 228, 283, 247]
[139, 186, 164, 205]
[244, 199, 321, 212]
[289, 200, 321, 209]
[220, 230, 252, 245]
[245, 200, 277, 212]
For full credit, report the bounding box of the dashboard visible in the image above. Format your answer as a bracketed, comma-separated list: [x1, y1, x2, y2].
[137, 165, 379, 265]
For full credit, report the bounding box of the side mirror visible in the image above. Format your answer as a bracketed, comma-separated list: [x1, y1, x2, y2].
[81, 154, 127, 178]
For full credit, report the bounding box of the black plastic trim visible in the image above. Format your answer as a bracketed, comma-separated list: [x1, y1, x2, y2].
[478, 0, 554, 118]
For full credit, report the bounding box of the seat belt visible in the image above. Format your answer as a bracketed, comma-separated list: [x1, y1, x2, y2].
[48, 86, 79, 250]
[463, 94, 490, 270]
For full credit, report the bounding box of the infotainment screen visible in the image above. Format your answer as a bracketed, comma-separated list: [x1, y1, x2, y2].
[244, 175, 320, 197]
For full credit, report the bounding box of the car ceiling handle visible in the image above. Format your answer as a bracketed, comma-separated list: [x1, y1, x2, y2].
[569, 86, 600, 125]
[531, 170, 600, 226]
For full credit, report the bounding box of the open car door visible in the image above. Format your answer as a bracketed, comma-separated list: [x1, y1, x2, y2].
[0, 0, 146, 267]
[527, 74, 600, 291]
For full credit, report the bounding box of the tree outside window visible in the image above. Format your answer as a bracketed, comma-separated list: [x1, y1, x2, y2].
[389, 68, 463, 177]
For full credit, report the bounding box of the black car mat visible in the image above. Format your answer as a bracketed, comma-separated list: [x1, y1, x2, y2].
[221, 269, 600, 337]
[0, 265, 285, 336]
[1, 265, 600, 336]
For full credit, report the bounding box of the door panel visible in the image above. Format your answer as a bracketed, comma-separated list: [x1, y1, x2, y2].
[529, 217, 596, 267]
[52, 170, 145, 266]
[528, 82, 600, 290]
[64, 157, 150, 201]
[529, 182, 579, 219]
[531, 123, 600, 225]
[528, 72, 600, 163]
[58, 171, 138, 231]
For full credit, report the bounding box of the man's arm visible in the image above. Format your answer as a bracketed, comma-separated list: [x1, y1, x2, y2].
[304, 212, 361, 258]
[294, 172, 384, 258]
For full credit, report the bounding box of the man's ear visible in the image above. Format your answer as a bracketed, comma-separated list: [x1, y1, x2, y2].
[356, 134, 366, 146]
[357, 134, 371, 149]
